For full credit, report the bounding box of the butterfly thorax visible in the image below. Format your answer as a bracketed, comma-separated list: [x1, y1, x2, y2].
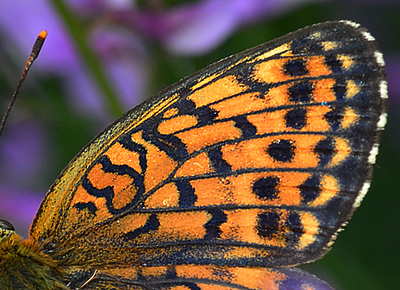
[0, 229, 66, 290]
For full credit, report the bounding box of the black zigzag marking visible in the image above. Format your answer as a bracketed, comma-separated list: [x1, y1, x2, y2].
[118, 134, 148, 174]
[79, 156, 145, 215]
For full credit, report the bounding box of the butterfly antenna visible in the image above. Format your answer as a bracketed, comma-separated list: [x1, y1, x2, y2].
[0, 30, 47, 137]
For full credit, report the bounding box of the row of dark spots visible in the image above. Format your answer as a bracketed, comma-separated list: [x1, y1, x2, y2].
[202, 134, 335, 174]
[173, 64, 350, 148]
[266, 135, 343, 166]
[233, 97, 346, 133]
[285, 38, 364, 107]
[285, 103, 348, 131]
[288, 29, 352, 75]
[282, 54, 344, 81]
[252, 173, 323, 205]
[177, 129, 331, 178]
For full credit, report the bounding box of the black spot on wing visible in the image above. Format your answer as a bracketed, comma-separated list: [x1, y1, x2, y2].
[253, 176, 280, 201]
[288, 81, 314, 103]
[256, 211, 280, 238]
[285, 107, 307, 130]
[284, 58, 308, 77]
[267, 139, 296, 163]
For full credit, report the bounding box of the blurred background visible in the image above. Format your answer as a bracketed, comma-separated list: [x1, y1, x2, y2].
[0, 1, 399, 289]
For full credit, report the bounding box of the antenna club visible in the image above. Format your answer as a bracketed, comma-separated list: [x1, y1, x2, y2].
[39, 30, 48, 39]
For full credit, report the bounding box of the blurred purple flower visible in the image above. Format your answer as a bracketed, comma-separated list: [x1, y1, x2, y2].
[90, 25, 150, 109]
[115, 0, 323, 56]
[0, 1, 102, 117]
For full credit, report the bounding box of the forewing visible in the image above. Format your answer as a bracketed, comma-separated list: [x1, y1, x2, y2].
[30, 21, 386, 270]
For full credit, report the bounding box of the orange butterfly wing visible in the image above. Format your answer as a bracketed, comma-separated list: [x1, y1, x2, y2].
[29, 21, 386, 289]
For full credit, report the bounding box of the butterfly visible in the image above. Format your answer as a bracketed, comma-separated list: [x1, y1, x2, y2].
[0, 20, 387, 290]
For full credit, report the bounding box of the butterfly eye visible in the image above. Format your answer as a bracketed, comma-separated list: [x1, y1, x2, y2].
[0, 220, 15, 231]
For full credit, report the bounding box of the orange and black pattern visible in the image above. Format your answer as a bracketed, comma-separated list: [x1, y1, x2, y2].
[1, 21, 387, 289]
